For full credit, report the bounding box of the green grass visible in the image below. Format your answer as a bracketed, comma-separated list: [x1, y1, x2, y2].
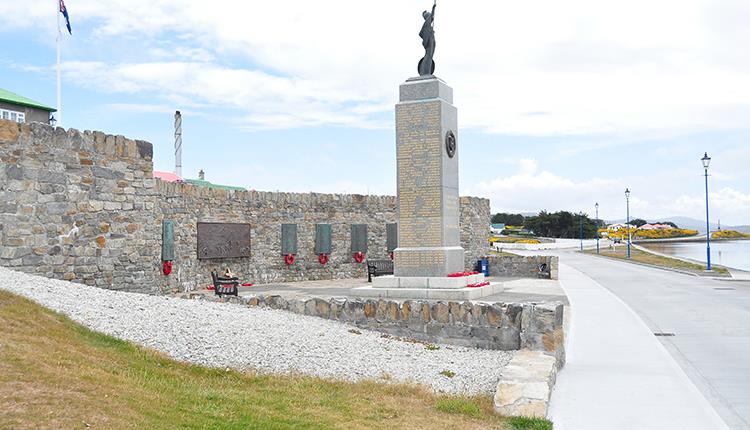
[585, 246, 729, 276]
[508, 416, 555, 430]
[435, 397, 482, 417]
[0, 290, 556, 429]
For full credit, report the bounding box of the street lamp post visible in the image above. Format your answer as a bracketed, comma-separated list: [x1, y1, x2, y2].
[580, 217, 584, 251]
[595, 202, 600, 254]
[625, 188, 631, 260]
[702, 152, 712, 271]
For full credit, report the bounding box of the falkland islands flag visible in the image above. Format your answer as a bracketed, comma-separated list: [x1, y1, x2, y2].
[59, 0, 72, 34]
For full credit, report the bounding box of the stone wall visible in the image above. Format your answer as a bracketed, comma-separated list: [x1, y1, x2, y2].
[187, 292, 565, 354]
[488, 255, 559, 280]
[460, 196, 491, 270]
[0, 121, 158, 292]
[155, 183, 397, 290]
[0, 120, 491, 294]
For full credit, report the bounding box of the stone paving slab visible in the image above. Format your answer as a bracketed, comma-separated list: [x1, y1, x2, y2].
[190, 276, 568, 305]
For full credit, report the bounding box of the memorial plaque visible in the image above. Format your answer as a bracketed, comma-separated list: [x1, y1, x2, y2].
[314, 224, 332, 254]
[197, 222, 251, 260]
[281, 223, 298, 255]
[161, 220, 175, 261]
[386, 223, 398, 252]
[351, 224, 368, 253]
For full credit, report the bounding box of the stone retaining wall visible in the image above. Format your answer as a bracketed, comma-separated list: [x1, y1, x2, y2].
[488, 255, 559, 280]
[187, 293, 565, 355]
[0, 120, 491, 294]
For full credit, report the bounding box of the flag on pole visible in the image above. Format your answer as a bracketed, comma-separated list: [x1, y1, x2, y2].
[59, 0, 72, 34]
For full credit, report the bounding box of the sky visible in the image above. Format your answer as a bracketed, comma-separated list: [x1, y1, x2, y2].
[1, 0, 749, 225]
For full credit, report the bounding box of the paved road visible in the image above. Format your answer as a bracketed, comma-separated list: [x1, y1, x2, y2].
[549, 263, 728, 429]
[559, 251, 750, 429]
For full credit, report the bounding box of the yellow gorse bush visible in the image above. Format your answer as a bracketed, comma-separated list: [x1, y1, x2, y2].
[603, 228, 698, 240]
[634, 228, 698, 239]
[712, 230, 750, 239]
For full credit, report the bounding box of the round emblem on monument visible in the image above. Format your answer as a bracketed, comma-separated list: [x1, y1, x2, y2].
[445, 130, 457, 158]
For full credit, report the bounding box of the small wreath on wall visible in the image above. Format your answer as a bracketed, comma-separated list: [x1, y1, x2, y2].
[353, 252, 365, 264]
[284, 254, 296, 266]
[318, 253, 329, 265]
[162, 260, 173, 276]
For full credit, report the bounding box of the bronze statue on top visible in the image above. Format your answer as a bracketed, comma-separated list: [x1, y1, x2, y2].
[418, 0, 437, 76]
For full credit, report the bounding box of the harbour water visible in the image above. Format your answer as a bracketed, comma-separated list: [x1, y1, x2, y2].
[641, 240, 750, 272]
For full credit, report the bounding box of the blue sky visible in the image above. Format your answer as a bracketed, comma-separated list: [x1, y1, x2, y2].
[2, 0, 749, 224]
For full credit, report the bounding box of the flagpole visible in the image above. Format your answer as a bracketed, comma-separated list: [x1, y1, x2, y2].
[56, 0, 62, 128]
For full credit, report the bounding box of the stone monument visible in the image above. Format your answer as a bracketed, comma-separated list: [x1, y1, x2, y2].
[353, 1, 500, 300]
[393, 76, 462, 277]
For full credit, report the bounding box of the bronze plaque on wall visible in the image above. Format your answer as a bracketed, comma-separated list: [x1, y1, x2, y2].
[197, 222, 251, 260]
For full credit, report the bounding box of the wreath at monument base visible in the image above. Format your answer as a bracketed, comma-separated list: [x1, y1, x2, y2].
[447, 271, 481, 278]
[284, 254, 296, 266]
[318, 253, 329, 265]
[353, 252, 365, 264]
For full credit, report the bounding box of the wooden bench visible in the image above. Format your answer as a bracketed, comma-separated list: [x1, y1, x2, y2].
[367, 259, 394, 282]
[210, 271, 239, 297]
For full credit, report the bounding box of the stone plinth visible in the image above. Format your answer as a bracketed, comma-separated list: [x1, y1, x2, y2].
[351, 281, 503, 300]
[371, 273, 485, 289]
[394, 76, 463, 277]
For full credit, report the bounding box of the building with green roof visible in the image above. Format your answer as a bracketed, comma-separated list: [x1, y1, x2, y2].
[184, 169, 245, 191]
[184, 179, 246, 191]
[0, 87, 56, 125]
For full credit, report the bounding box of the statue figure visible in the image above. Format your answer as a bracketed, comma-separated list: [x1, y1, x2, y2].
[418, 0, 437, 76]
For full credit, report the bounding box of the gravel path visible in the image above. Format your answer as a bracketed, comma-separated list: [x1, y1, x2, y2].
[0, 267, 512, 395]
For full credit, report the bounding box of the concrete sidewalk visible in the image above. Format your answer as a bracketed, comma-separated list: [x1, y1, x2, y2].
[548, 263, 728, 430]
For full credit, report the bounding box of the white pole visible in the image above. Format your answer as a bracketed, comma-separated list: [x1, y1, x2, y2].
[174, 111, 182, 177]
[56, 0, 62, 128]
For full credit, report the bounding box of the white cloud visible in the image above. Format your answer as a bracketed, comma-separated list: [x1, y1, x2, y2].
[468, 159, 750, 225]
[60, 60, 386, 129]
[3, 0, 750, 135]
[467, 158, 621, 215]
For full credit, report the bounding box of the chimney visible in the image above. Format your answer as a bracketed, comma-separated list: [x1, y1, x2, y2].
[199, 169, 205, 180]
[174, 111, 182, 178]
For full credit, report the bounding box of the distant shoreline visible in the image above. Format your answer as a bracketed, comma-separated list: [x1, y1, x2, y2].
[633, 236, 750, 244]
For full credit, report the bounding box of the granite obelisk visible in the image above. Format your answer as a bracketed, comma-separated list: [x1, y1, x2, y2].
[393, 75, 463, 277]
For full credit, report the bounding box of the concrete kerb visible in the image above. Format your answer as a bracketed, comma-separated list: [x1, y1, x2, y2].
[584, 247, 724, 279]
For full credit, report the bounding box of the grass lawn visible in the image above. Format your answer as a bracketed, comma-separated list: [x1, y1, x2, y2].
[0, 291, 552, 430]
[585, 246, 729, 276]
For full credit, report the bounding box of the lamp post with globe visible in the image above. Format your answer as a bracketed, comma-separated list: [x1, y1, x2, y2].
[702, 152, 712, 271]
[625, 189, 631, 260]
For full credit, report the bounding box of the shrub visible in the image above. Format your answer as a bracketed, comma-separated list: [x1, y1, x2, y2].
[712, 230, 750, 239]
[634, 228, 698, 239]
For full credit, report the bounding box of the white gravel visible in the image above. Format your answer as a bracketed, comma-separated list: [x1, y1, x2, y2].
[0, 267, 513, 395]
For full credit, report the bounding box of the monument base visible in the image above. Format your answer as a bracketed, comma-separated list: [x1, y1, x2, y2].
[351, 279, 503, 301]
[372, 273, 485, 289]
[393, 246, 465, 278]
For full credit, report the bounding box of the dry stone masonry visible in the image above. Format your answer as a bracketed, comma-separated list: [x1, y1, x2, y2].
[186, 292, 565, 355]
[0, 120, 490, 294]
